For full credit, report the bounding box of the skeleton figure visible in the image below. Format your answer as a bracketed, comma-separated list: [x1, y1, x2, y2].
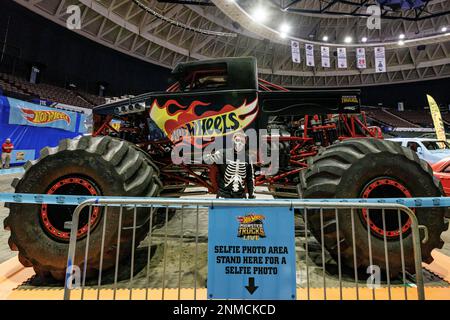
[204, 131, 255, 199]
[224, 159, 248, 192]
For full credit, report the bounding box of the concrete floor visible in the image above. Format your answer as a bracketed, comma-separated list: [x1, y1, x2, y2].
[0, 171, 449, 291]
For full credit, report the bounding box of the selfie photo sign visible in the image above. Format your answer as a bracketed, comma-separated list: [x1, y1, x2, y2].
[207, 206, 296, 300]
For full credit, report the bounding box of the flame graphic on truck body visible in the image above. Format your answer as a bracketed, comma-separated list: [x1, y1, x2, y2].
[20, 108, 71, 125]
[149, 98, 258, 142]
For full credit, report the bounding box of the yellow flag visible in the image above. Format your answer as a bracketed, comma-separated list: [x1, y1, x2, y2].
[427, 94, 446, 142]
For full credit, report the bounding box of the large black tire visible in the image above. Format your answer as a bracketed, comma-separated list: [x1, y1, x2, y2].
[4, 136, 162, 281]
[298, 138, 447, 276]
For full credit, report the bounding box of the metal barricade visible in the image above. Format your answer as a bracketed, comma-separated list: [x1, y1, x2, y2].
[63, 198, 426, 300]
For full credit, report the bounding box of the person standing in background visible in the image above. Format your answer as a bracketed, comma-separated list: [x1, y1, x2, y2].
[1, 138, 14, 169]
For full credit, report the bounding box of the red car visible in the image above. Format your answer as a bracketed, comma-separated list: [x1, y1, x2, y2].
[432, 157, 450, 196]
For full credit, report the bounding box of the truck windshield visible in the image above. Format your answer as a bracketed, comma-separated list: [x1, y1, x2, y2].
[423, 140, 450, 150]
[179, 64, 228, 91]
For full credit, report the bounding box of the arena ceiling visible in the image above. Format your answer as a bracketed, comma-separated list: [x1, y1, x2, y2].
[13, 0, 450, 88]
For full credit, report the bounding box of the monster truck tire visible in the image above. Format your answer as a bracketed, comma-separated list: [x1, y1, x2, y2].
[298, 138, 447, 277]
[4, 136, 162, 281]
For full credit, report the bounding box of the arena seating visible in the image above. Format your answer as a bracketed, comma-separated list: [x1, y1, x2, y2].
[441, 113, 450, 124]
[363, 107, 419, 128]
[390, 109, 433, 127]
[77, 91, 106, 106]
[0, 78, 26, 95]
[0, 72, 106, 108]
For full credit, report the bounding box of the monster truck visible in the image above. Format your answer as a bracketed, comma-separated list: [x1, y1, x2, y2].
[4, 57, 446, 280]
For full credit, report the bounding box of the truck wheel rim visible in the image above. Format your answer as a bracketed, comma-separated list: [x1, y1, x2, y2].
[40, 177, 101, 241]
[360, 178, 413, 239]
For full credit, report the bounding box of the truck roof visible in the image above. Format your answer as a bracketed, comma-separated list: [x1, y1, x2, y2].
[171, 56, 258, 91]
[172, 56, 256, 75]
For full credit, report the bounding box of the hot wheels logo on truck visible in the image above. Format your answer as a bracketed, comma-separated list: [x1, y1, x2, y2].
[149, 98, 258, 142]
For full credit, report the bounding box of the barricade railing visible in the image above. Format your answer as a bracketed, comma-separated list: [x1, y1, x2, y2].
[2, 193, 447, 300]
[58, 197, 431, 301]
[1, 192, 448, 207]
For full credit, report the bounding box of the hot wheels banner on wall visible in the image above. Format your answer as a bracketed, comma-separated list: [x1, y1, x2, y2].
[8, 97, 78, 132]
[0, 95, 86, 164]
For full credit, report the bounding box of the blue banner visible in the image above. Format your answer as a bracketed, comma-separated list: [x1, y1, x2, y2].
[207, 206, 296, 300]
[8, 97, 77, 132]
[0, 95, 84, 165]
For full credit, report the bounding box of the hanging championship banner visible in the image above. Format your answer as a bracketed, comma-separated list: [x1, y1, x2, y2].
[375, 47, 386, 73]
[427, 95, 447, 142]
[356, 48, 367, 69]
[321, 46, 330, 68]
[305, 44, 315, 67]
[337, 48, 347, 68]
[291, 40, 301, 64]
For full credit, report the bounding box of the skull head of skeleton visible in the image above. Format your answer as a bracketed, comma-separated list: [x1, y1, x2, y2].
[232, 130, 246, 153]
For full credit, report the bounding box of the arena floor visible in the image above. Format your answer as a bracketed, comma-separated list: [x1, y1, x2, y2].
[0, 171, 449, 299]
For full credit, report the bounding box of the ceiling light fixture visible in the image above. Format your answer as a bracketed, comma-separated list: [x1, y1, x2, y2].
[251, 6, 268, 23]
[280, 23, 290, 34]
